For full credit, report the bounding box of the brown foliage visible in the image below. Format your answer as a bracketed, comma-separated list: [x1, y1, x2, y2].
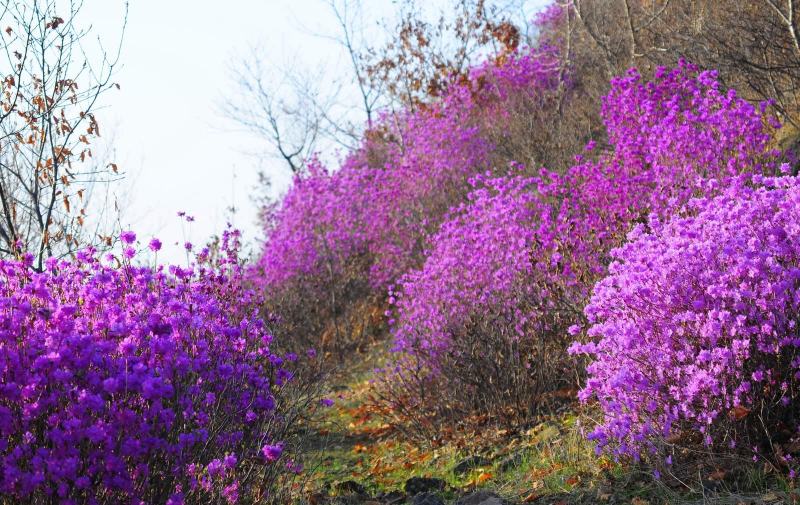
[263, 257, 387, 359]
[364, 0, 523, 108]
[0, 0, 125, 268]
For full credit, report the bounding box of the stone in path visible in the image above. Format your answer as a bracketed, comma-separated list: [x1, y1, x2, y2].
[411, 492, 446, 505]
[405, 477, 447, 495]
[456, 490, 512, 505]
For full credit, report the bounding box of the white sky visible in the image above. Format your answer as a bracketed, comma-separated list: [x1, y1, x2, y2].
[79, 0, 548, 262]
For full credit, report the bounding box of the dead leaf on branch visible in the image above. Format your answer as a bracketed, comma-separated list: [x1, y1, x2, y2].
[729, 405, 750, 420]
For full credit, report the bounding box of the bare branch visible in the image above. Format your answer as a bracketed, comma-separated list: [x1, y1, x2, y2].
[0, 0, 127, 266]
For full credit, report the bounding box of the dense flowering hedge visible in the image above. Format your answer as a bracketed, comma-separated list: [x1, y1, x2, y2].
[255, 45, 563, 295]
[571, 173, 800, 469]
[257, 156, 373, 289]
[251, 45, 566, 355]
[0, 229, 295, 503]
[390, 61, 778, 368]
[253, 10, 793, 468]
[389, 171, 543, 355]
[603, 63, 778, 210]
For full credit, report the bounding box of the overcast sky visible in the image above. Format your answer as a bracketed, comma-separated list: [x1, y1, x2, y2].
[80, 0, 547, 262]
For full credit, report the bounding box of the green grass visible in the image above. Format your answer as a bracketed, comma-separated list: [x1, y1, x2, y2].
[295, 345, 798, 504]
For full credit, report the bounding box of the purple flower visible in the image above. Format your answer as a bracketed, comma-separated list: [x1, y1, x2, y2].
[223, 454, 238, 469]
[577, 175, 799, 461]
[166, 493, 185, 505]
[261, 443, 283, 462]
[0, 226, 290, 501]
[206, 458, 224, 478]
[222, 481, 239, 504]
[121, 230, 137, 244]
[149, 238, 163, 252]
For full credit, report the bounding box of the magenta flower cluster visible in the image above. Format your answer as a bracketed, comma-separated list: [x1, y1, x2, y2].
[254, 45, 563, 294]
[602, 63, 777, 210]
[572, 173, 800, 464]
[0, 229, 291, 503]
[390, 61, 778, 369]
[389, 170, 544, 355]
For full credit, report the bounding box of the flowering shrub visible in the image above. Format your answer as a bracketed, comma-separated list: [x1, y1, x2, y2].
[602, 62, 778, 211]
[572, 173, 800, 470]
[383, 60, 780, 431]
[0, 229, 299, 503]
[258, 45, 564, 289]
[380, 171, 574, 428]
[253, 45, 564, 353]
[258, 157, 372, 290]
[390, 171, 543, 355]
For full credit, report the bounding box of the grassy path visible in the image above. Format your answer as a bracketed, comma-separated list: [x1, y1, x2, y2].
[288, 344, 791, 504]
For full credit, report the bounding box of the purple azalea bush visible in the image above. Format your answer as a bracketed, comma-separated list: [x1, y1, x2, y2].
[257, 45, 565, 292]
[251, 45, 565, 353]
[572, 173, 800, 470]
[388, 61, 778, 404]
[390, 170, 545, 356]
[247, 6, 794, 474]
[0, 229, 298, 503]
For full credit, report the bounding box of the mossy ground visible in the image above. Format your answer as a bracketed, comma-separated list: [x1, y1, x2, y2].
[293, 343, 798, 505]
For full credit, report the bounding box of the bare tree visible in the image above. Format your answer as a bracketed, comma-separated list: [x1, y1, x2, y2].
[697, 1, 800, 129]
[221, 0, 383, 177]
[221, 51, 326, 175]
[564, 0, 800, 130]
[0, 0, 126, 269]
[223, 0, 538, 181]
[362, 0, 526, 109]
[316, 0, 383, 134]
